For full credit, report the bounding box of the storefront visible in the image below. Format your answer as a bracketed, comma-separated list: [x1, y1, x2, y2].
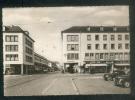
[114, 63, 130, 71]
[5, 64, 21, 75]
[64, 62, 78, 73]
[84, 63, 108, 73]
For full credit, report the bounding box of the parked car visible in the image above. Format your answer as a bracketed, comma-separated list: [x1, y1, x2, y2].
[114, 74, 130, 88]
[103, 70, 126, 81]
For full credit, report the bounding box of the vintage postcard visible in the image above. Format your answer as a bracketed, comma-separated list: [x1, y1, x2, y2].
[3, 6, 130, 96]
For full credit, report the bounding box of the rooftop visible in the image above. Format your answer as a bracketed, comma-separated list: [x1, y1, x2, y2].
[62, 26, 129, 33]
[34, 52, 49, 61]
[3, 25, 35, 42]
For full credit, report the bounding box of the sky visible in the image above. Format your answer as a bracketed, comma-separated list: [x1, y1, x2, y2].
[3, 6, 129, 63]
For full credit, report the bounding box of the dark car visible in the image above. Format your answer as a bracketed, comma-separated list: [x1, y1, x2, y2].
[114, 74, 130, 88]
[103, 70, 126, 81]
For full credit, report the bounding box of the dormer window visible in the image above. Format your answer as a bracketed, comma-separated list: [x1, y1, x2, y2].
[25, 31, 29, 35]
[113, 27, 117, 31]
[100, 26, 104, 31]
[87, 27, 91, 31]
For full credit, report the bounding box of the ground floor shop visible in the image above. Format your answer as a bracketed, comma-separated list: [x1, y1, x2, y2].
[63, 62, 80, 73]
[4, 64, 34, 75]
[63, 60, 130, 74]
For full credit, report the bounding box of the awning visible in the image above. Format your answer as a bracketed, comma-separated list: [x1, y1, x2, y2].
[86, 64, 107, 67]
[115, 64, 130, 66]
[65, 61, 78, 63]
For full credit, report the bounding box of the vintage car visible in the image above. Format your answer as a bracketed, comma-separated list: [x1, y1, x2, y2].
[114, 74, 130, 88]
[103, 70, 126, 81]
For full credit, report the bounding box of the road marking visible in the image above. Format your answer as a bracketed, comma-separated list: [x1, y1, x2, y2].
[71, 78, 80, 95]
[42, 78, 57, 95]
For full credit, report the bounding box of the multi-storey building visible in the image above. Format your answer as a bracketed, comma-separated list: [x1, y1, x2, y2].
[3, 25, 35, 74]
[34, 52, 50, 73]
[61, 26, 130, 73]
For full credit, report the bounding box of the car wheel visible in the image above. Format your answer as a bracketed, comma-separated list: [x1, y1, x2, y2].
[112, 78, 115, 81]
[106, 77, 111, 81]
[124, 81, 130, 88]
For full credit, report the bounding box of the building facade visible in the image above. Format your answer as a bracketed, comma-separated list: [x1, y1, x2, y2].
[3, 25, 35, 75]
[34, 52, 50, 73]
[61, 26, 130, 73]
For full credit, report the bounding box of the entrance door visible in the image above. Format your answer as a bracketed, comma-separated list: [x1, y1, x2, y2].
[67, 63, 78, 73]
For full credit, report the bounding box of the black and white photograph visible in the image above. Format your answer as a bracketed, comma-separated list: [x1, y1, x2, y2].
[3, 6, 130, 96]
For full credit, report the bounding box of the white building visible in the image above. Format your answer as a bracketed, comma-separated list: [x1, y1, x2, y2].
[34, 52, 50, 72]
[3, 25, 35, 75]
[61, 26, 130, 73]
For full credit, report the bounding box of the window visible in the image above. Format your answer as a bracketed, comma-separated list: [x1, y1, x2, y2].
[124, 53, 129, 60]
[110, 53, 115, 59]
[111, 35, 115, 41]
[85, 53, 89, 57]
[87, 35, 91, 41]
[67, 35, 79, 42]
[95, 35, 99, 41]
[103, 35, 107, 41]
[100, 53, 103, 59]
[67, 36, 71, 42]
[95, 44, 100, 50]
[90, 53, 94, 57]
[95, 53, 100, 59]
[75, 54, 79, 59]
[26, 55, 33, 63]
[5, 45, 10, 51]
[115, 53, 119, 60]
[25, 38, 33, 48]
[111, 44, 115, 49]
[118, 35, 122, 40]
[6, 55, 10, 61]
[11, 36, 14, 42]
[119, 53, 123, 59]
[113, 27, 117, 31]
[103, 44, 107, 50]
[67, 53, 79, 60]
[118, 44, 122, 49]
[14, 36, 18, 42]
[71, 45, 75, 50]
[5, 45, 18, 52]
[125, 35, 129, 40]
[67, 44, 71, 51]
[67, 44, 79, 51]
[5, 54, 18, 61]
[104, 53, 108, 59]
[14, 55, 19, 61]
[5, 35, 18, 42]
[87, 44, 91, 50]
[5, 36, 10, 42]
[90, 53, 94, 56]
[26, 47, 33, 55]
[125, 43, 129, 49]
[100, 27, 104, 31]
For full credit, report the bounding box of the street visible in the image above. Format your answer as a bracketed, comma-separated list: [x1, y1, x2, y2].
[4, 72, 130, 96]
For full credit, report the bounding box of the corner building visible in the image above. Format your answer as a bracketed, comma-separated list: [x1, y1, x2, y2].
[61, 26, 130, 73]
[3, 26, 35, 75]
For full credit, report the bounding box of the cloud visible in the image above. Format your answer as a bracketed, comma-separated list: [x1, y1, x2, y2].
[93, 9, 125, 17]
[39, 17, 54, 23]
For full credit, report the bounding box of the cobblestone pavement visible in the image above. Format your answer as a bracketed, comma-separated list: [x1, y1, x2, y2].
[4, 72, 130, 96]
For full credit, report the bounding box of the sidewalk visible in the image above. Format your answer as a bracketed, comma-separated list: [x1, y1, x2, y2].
[4, 74, 42, 88]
